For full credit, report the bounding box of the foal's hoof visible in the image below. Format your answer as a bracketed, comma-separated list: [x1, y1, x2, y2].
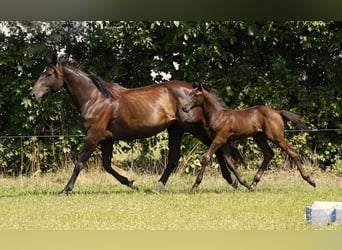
[128, 180, 139, 191]
[249, 181, 260, 191]
[231, 179, 239, 189]
[309, 179, 316, 188]
[304, 176, 316, 188]
[152, 181, 165, 193]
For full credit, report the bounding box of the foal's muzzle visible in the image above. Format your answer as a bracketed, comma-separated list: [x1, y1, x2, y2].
[182, 106, 190, 113]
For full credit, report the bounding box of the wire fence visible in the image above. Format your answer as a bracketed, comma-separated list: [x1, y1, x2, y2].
[284, 128, 342, 133]
[0, 128, 341, 139]
[0, 135, 83, 139]
[0, 131, 170, 175]
[0, 128, 341, 176]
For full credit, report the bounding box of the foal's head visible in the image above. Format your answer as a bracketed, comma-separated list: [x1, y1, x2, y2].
[30, 54, 64, 102]
[182, 84, 205, 113]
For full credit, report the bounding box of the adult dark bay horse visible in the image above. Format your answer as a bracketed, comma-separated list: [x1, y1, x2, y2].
[30, 55, 243, 195]
[182, 84, 316, 191]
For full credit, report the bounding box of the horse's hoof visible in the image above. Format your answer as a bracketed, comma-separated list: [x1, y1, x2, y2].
[58, 190, 69, 196]
[190, 185, 198, 193]
[129, 180, 139, 191]
[152, 182, 165, 193]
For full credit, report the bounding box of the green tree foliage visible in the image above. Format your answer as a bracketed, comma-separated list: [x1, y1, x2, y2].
[0, 21, 341, 175]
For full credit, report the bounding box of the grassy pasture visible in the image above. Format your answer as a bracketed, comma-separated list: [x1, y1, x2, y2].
[0, 168, 341, 230]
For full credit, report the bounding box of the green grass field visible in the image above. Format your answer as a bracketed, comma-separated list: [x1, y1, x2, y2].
[0, 168, 341, 230]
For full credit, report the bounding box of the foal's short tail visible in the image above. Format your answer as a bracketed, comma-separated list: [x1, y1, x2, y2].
[279, 110, 307, 130]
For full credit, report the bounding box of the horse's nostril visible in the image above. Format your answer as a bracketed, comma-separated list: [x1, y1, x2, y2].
[30, 92, 36, 100]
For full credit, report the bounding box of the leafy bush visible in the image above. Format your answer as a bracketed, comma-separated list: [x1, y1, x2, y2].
[0, 21, 341, 175]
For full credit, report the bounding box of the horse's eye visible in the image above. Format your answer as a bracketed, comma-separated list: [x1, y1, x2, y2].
[46, 73, 53, 78]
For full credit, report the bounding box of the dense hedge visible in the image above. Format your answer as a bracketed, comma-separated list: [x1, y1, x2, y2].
[0, 21, 341, 175]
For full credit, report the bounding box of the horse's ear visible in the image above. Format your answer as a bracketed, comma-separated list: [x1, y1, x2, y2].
[192, 83, 198, 89]
[44, 54, 57, 66]
[199, 84, 204, 91]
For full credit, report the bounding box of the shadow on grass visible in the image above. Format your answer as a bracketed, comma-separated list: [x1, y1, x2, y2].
[0, 185, 249, 198]
[0, 178, 292, 198]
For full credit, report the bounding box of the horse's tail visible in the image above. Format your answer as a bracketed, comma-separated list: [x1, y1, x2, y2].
[279, 110, 307, 130]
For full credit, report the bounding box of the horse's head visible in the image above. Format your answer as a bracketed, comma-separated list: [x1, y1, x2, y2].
[30, 54, 64, 102]
[182, 84, 204, 113]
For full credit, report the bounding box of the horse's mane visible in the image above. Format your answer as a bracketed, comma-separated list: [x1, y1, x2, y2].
[87, 74, 115, 98]
[202, 85, 228, 108]
[59, 60, 120, 98]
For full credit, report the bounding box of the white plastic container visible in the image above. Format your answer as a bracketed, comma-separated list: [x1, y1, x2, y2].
[306, 201, 342, 225]
[335, 204, 342, 224]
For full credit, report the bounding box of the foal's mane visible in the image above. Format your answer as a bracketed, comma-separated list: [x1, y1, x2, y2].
[60, 60, 115, 98]
[202, 85, 228, 108]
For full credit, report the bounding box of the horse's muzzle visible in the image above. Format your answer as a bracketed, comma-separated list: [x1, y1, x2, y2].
[30, 91, 37, 101]
[30, 91, 41, 103]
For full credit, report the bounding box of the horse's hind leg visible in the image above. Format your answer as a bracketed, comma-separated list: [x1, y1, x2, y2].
[276, 139, 316, 187]
[154, 125, 183, 192]
[101, 140, 138, 190]
[250, 134, 275, 189]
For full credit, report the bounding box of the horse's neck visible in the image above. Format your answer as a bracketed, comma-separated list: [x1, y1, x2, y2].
[62, 67, 98, 111]
[202, 91, 223, 122]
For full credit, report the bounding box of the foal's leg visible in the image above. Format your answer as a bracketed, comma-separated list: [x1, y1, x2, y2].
[186, 123, 237, 188]
[200, 145, 238, 188]
[59, 136, 99, 196]
[216, 150, 238, 189]
[276, 139, 316, 187]
[191, 136, 225, 192]
[101, 140, 138, 190]
[220, 144, 251, 190]
[250, 133, 275, 189]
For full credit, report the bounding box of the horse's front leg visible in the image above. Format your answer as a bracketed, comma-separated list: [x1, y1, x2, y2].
[191, 136, 225, 192]
[59, 135, 98, 196]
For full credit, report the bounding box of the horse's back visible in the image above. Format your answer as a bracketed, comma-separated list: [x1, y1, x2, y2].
[109, 80, 208, 138]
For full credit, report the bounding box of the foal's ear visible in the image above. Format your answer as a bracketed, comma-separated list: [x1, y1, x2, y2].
[51, 53, 58, 65]
[44, 56, 53, 65]
[199, 84, 205, 91]
[192, 83, 198, 89]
